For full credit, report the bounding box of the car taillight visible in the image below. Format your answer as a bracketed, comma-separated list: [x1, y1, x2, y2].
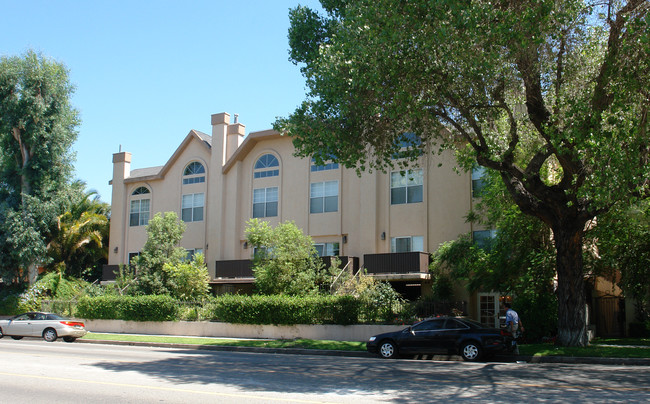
[501, 330, 511, 336]
[60, 321, 84, 327]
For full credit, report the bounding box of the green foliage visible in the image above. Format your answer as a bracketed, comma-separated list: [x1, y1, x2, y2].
[134, 212, 187, 295]
[245, 219, 328, 296]
[0, 50, 80, 283]
[278, 0, 650, 346]
[162, 253, 210, 301]
[432, 170, 558, 340]
[333, 272, 405, 323]
[46, 182, 110, 281]
[13, 272, 91, 313]
[75, 295, 178, 321]
[212, 294, 360, 325]
[593, 201, 650, 323]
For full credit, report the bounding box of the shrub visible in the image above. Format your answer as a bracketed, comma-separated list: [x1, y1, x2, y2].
[75, 295, 178, 321]
[76, 295, 121, 319]
[212, 294, 360, 325]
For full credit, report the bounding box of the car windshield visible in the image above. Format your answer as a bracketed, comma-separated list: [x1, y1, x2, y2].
[46, 314, 66, 320]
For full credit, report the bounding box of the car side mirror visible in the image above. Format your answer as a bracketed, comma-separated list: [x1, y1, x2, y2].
[409, 326, 415, 335]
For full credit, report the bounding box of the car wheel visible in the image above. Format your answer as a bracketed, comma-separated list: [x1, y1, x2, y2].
[63, 336, 76, 343]
[461, 341, 482, 361]
[43, 328, 58, 342]
[11, 336, 23, 340]
[0, 327, 3, 338]
[460, 341, 482, 362]
[379, 340, 398, 359]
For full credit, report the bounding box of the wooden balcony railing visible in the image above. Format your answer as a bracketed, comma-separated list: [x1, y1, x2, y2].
[363, 252, 430, 274]
[215, 259, 253, 278]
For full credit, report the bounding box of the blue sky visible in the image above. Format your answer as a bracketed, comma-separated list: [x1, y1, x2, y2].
[1, 0, 321, 202]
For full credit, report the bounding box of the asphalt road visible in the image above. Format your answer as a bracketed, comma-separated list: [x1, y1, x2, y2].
[1, 338, 649, 403]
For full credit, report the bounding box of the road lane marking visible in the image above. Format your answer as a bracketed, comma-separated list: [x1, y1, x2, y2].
[0, 371, 337, 403]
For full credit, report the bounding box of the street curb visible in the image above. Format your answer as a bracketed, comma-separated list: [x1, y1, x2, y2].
[76, 338, 650, 365]
[77, 338, 373, 358]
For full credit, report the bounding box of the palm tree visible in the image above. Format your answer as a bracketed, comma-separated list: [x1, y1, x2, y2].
[46, 187, 110, 279]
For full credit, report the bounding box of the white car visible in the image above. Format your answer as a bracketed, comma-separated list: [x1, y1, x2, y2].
[0, 312, 87, 342]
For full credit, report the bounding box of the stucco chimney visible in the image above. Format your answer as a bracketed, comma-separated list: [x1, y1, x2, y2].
[226, 121, 245, 162]
[211, 112, 230, 166]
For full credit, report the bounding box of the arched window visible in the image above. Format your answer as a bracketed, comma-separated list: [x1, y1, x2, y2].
[184, 162, 205, 175]
[254, 154, 279, 179]
[130, 187, 150, 226]
[132, 186, 150, 195]
[183, 161, 206, 185]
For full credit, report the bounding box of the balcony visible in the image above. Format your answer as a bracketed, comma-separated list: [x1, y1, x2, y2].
[362, 252, 431, 281]
[101, 265, 120, 282]
[321, 256, 359, 272]
[213, 259, 254, 283]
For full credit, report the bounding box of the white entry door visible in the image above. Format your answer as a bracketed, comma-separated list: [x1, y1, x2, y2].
[478, 293, 500, 328]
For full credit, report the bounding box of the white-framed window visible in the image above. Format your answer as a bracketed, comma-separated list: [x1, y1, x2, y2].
[185, 248, 204, 261]
[390, 169, 423, 204]
[478, 293, 501, 328]
[132, 186, 150, 195]
[472, 165, 486, 198]
[253, 187, 278, 218]
[182, 193, 204, 222]
[310, 180, 339, 213]
[129, 199, 150, 226]
[311, 158, 339, 172]
[473, 229, 497, 249]
[183, 162, 206, 185]
[390, 236, 424, 253]
[254, 154, 279, 179]
[314, 242, 340, 257]
[128, 252, 140, 264]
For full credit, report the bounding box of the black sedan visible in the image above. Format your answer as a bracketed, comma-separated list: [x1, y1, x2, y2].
[367, 317, 513, 361]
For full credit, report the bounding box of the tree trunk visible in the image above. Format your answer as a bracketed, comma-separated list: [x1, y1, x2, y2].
[27, 262, 39, 285]
[553, 224, 589, 347]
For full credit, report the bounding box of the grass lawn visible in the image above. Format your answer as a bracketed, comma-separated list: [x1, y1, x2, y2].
[519, 338, 650, 358]
[83, 333, 649, 358]
[83, 332, 367, 351]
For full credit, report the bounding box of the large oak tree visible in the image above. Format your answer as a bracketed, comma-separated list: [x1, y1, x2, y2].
[276, 0, 650, 346]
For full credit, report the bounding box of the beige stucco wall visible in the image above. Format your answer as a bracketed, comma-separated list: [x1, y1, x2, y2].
[108, 112, 475, 282]
[84, 319, 404, 342]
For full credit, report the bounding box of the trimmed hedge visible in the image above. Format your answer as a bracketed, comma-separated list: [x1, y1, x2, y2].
[76, 295, 178, 321]
[70, 293, 399, 324]
[212, 294, 360, 325]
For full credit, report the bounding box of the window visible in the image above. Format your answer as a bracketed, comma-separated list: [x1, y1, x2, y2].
[185, 248, 204, 261]
[390, 169, 423, 204]
[391, 236, 424, 253]
[182, 193, 204, 222]
[254, 154, 279, 178]
[473, 229, 497, 250]
[314, 242, 340, 257]
[128, 252, 140, 265]
[132, 186, 150, 195]
[392, 132, 423, 159]
[472, 166, 486, 198]
[311, 158, 339, 172]
[412, 318, 445, 331]
[310, 181, 339, 213]
[130, 199, 150, 226]
[253, 187, 278, 218]
[183, 162, 206, 185]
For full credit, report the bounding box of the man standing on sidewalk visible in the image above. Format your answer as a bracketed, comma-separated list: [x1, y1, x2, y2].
[505, 303, 524, 354]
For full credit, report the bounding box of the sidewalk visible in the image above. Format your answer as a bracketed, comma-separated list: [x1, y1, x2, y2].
[76, 334, 650, 366]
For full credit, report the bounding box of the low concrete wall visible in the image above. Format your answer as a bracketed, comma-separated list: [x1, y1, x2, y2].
[84, 319, 405, 342]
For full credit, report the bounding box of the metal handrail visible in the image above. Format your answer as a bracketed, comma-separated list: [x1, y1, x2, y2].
[329, 260, 351, 291]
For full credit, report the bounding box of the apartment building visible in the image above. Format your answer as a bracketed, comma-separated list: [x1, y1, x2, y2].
[105, 112, 511, 323]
